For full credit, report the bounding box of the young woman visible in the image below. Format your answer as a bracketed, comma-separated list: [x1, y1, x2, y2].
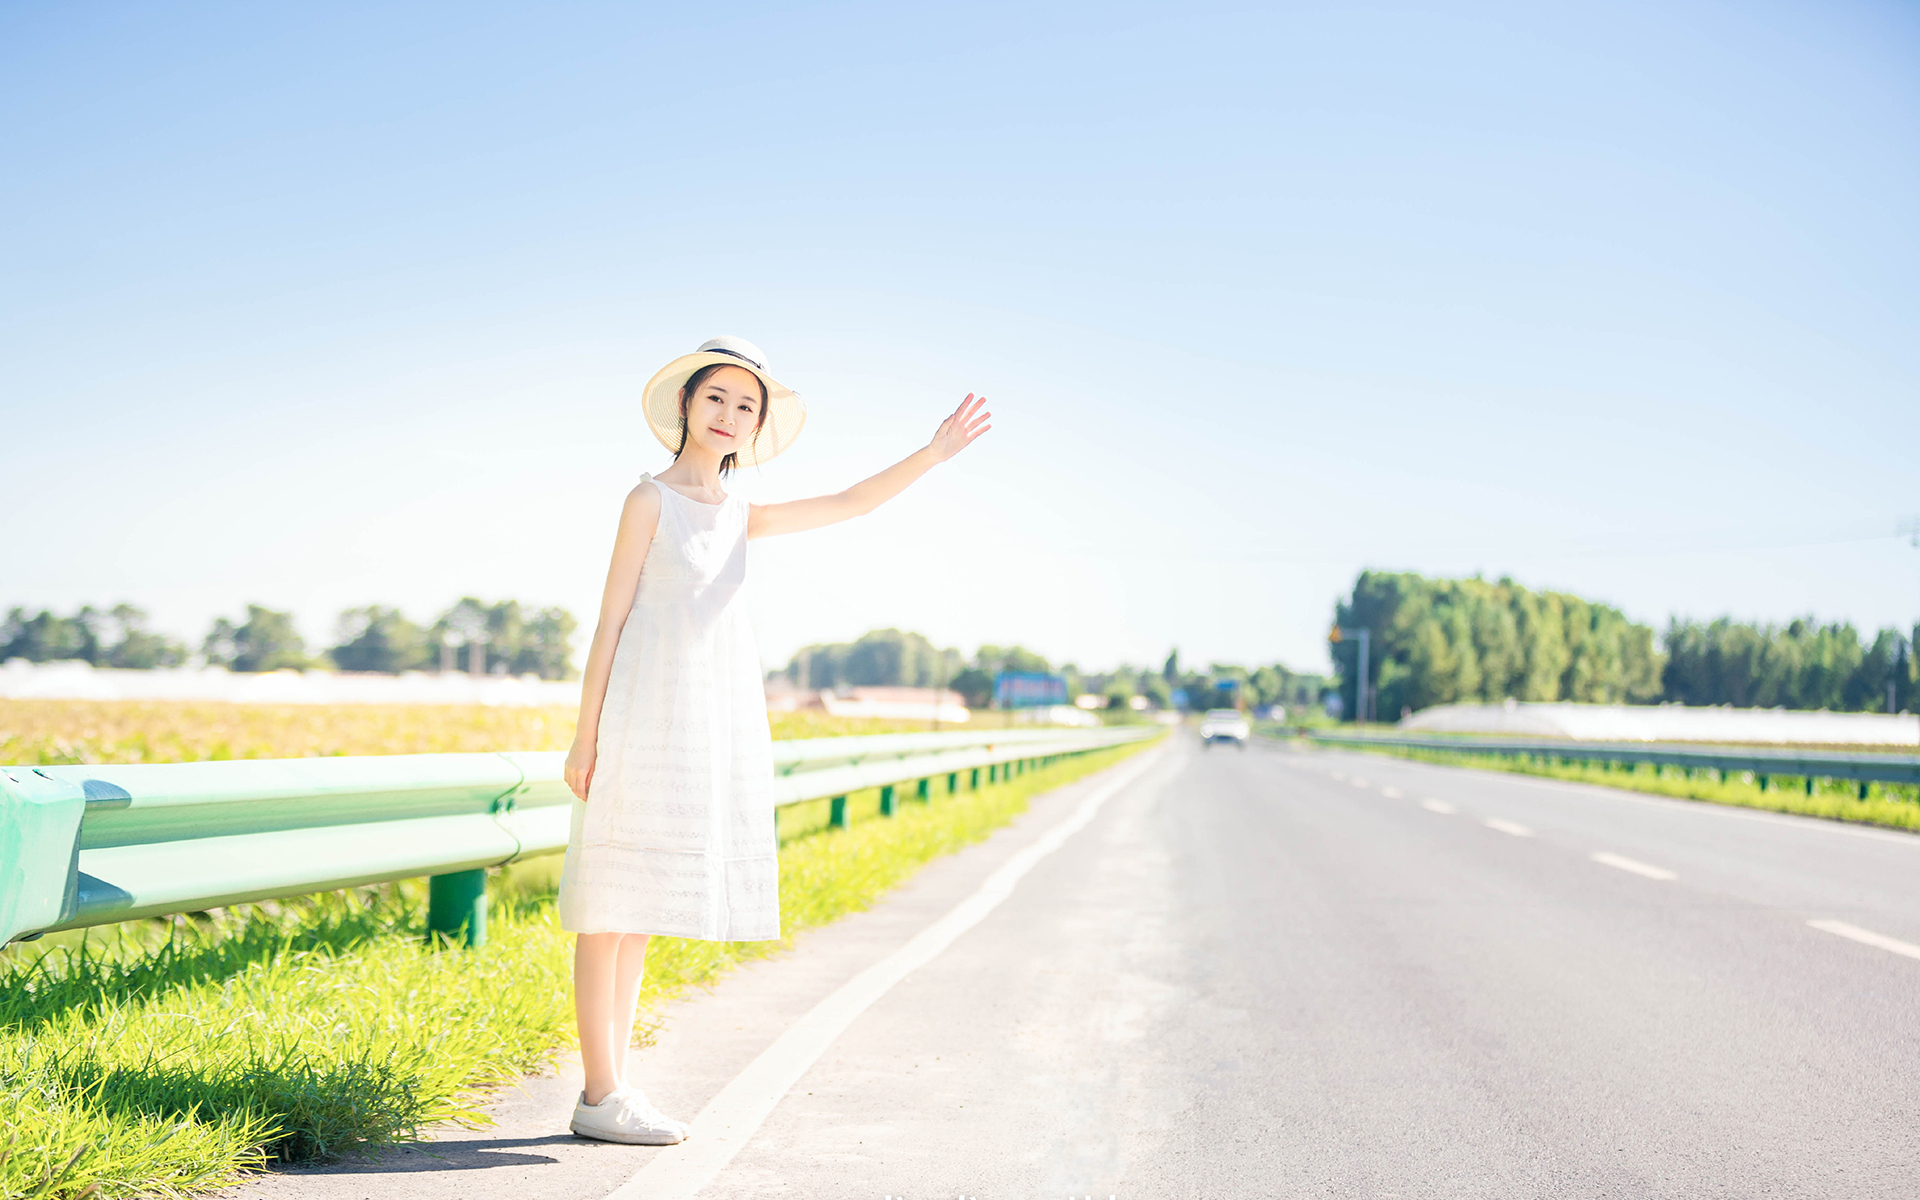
[556, 335, 991, 1144]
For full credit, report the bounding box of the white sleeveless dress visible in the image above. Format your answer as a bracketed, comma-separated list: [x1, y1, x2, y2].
[557, 473, 781, 941]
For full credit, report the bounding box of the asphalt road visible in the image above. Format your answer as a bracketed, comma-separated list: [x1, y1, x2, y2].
[249, 733, 1920, 1199]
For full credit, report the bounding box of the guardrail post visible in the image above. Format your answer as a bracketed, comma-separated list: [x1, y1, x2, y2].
[947, 772, 958, 794]
[917, 778, 930, 802]
[970, 767, 981, 790]
[880, 784, 896, 817]
[830, 795, 849, 828]
[1757, 775, 1769, 792]
[427, 870, 488, 948]
[0, 767, 85, 947]
[1805, 777, 1815, 795]
[1859, 781, 1870, 801]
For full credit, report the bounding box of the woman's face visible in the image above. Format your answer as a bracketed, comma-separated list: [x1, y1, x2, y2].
[682, 365, 765, 458]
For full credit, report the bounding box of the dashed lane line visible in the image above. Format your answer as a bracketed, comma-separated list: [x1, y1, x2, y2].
[1410, 762, 1920, 849]
[1590, 851, 1676, 880]
[1318, 754, 1920, 970]
[1807, 919, 1920, 963]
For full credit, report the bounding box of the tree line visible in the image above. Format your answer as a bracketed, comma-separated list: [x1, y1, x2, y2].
[772, 628, 1328, 712]
[2, 598, 579, 680]
[1661, 616, 1913, 713]
[1333, 570, 1917, 719]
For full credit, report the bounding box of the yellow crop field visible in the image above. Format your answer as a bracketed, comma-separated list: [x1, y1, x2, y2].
[0, 699, 937, 766]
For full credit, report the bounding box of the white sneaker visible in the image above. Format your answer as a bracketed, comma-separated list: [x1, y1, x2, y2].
[570, 1085, 689, 1145]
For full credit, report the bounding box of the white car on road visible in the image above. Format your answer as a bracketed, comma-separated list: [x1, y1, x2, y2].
[1199, 707, 1251, 748]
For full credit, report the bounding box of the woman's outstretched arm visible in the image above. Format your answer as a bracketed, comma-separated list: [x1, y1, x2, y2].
[748, 393, 991, 540]
[565, 481, 662, 800]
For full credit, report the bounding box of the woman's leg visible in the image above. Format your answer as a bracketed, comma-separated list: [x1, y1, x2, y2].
[610, 933, 652, 1087]
[574, 931, 625, 1105]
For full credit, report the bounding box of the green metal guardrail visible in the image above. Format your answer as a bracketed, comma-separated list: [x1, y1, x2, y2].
[1289, 730, 1920, 793]
[0, 725, 1155, 948]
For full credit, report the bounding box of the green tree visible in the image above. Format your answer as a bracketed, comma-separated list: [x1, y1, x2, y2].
[778, 628, 963, 691]
[1514, 589, 1572, 701]
[1661, 616, 1901, 712]
[1102, 665, 1142, 709]
[1138, 674, 1173, 709]
[422, 597, 578, 679]
[972, 644, 1053, 676]
[1, 607, 94, 663]
[330, 606, 429, 673]
[204, 605, 307, 672]
[843, 629, 943, 687]
[427, 598, 494, 675]
[1335, 570, 1663, 722]
[949, 667, 993, 708]
[2, 604, 187, 668]
[98, 604, 187, 668]
[513, 606, 579, 680]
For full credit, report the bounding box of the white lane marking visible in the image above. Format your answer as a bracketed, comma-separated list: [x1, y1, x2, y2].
[1590, 851, 1676, 880]
[1351, 777, 1370, 788]
[1462, 769, 1920, 849]
[1807, 919, 1920, 962]
[1380, 786, 1404, 799]
[1421, 799, 1456, 815]
[1484, 818, 1534, 838]
[1331, 771, 1347, 781]
[606, 746, 1171, 1200]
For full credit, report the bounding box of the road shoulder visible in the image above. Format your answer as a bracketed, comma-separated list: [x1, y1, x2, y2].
[228, 744, 1167, 1200]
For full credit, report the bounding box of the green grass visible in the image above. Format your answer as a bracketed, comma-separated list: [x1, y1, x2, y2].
[1310, 739, 1920, 832]
[0, 736, 1159, 1199]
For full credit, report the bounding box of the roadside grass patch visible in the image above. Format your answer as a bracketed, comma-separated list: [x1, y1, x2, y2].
[0, 736, 1158, 1199]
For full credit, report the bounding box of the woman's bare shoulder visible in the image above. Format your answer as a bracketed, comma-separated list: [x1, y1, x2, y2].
[618, 477, 664, 531]
[624, 475, 664, 507]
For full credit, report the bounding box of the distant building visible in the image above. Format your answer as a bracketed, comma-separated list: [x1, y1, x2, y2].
[766, 681, 971, 724]
[1403, 700, 1920, 746]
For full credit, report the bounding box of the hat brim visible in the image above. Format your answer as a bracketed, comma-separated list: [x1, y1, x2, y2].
[641, 352, 806, 468]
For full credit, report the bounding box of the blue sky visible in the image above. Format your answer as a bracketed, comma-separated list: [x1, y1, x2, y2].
[3, 0, 1916, 677]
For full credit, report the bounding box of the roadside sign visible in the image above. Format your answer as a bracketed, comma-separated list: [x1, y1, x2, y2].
[993, 671, 1068, 709]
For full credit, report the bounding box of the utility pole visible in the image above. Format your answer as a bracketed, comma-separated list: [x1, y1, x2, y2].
[1330, 625, 1371, 725]
[1903, 517, 1920, 730]
[932, 647, 946, 733]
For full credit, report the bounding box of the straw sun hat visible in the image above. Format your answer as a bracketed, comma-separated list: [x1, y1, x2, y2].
[640, 335, 806, 468]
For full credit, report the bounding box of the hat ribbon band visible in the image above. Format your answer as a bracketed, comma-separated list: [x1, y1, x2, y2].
[706, 347, 766, 371]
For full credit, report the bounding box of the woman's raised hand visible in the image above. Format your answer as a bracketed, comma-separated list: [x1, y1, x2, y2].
[927, 394, 991, 462]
